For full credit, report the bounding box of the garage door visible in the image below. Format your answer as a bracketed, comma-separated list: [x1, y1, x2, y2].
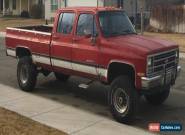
[67, 0, 98, 7]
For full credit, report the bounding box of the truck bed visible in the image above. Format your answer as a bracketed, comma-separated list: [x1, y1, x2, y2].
[15, 25, 53, 33]
[6, 25, 53, 59]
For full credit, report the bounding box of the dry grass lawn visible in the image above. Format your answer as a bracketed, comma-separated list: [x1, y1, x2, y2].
[0, 107, 67, 135]
[144, 32, 185, 52]
[0, 18, 50, 31]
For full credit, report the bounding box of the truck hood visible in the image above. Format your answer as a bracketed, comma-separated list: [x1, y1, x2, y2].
[106, 34, 178, 56]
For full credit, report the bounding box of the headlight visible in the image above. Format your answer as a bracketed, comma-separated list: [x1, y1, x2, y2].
[147, 57, 152, 67]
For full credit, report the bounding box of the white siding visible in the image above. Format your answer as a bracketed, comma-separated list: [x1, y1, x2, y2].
[67, 0, 98, 7]
[45, 0, 54, 20]
[45, 0, 65, 20]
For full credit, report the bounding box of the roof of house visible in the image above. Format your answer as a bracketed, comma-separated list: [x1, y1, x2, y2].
[58, 6, 122, 13]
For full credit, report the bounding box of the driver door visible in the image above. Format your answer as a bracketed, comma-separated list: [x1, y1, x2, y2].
[71, 13, 100, 79]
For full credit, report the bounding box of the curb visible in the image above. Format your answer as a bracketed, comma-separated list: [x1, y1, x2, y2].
[0, 32, 5, 40]
[0, 32, 5, 36]
[180, 53, 185, 59]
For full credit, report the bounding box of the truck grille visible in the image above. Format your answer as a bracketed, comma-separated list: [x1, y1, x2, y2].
[147, 49, 178, 77]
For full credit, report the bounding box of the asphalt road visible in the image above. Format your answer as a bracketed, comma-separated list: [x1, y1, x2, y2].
[0, 34, 185, 134]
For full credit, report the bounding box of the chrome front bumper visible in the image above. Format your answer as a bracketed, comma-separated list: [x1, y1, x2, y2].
[141, 66, 181, 90]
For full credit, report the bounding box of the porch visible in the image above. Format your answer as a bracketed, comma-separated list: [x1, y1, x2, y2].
[0, 0, 37, 16]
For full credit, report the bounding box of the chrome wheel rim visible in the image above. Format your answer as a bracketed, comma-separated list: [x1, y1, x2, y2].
[113, 88, 129, 114]
[20, 64, 29, 84]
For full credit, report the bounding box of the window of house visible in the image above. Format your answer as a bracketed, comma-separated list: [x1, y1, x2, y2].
[51, 0, 58, 12]
[57, 13, 75, 34]
[13, 0, 16, 10]
[77, 14, 97, 36]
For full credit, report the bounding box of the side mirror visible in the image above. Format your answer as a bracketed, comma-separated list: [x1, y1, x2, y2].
[91, 33, 98, 45]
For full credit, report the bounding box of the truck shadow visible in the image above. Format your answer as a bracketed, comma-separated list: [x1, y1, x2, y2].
[33, 74, 185, 133]
[34, 75, 111, 118]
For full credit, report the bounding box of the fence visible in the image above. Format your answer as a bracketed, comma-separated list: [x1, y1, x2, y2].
[150, 5, 185, 33]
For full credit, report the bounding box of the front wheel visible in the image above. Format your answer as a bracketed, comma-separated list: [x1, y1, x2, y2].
[145, 86, 170, 105]
[17, 56, 37, 92]
[109, 76, 139, 124]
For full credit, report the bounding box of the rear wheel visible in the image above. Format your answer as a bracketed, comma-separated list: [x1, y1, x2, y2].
[54, 72, 70, 82]
[17, 56, 37, 92]
[145, 86, 170, 105]
[109, 76, 139, 124]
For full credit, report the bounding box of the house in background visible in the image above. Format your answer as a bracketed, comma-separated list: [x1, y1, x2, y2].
[45, 0, 146, 20]
[45, 0, 105, 20]
[0, 0, 147, 20]
[0, 0, 44, 16]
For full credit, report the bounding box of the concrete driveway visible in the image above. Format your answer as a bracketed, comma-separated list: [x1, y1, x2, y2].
[0, 32, 185, 135]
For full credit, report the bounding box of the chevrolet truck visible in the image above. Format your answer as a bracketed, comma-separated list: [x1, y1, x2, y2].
[5, 7, 181, 123]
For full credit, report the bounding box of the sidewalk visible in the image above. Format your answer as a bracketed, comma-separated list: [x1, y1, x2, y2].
[0, 84, 152, 135]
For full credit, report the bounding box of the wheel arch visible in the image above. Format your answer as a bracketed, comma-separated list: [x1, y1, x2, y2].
[16, 46, 32, 58]
[107, 60, 136, 86]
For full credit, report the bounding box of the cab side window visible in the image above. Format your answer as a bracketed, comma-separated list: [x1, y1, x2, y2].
[77, 14, 98, 36]
[57, 13, 75, 34]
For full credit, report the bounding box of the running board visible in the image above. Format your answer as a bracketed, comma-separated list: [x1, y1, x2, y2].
[78, 84, 89, 89]
[78, 80, 94, 89]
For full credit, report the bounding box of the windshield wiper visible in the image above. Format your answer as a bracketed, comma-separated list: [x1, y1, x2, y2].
[104, 30, 136, 37]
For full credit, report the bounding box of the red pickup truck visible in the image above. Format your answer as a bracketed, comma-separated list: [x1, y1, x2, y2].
[6, 7, 181, 123]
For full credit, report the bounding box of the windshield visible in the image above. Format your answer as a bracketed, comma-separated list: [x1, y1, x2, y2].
[98, 11, 136, 37]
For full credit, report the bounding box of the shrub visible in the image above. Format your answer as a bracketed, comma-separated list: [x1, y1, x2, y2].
[30, 4, 43, 19]
[20, 10, 30, 18]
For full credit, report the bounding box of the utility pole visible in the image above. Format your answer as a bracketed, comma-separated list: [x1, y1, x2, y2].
[3, 0, 5, 16]
[140, 0, 145, 35]
[135, 0, 138, 26]
[140, 7, 144, 35]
